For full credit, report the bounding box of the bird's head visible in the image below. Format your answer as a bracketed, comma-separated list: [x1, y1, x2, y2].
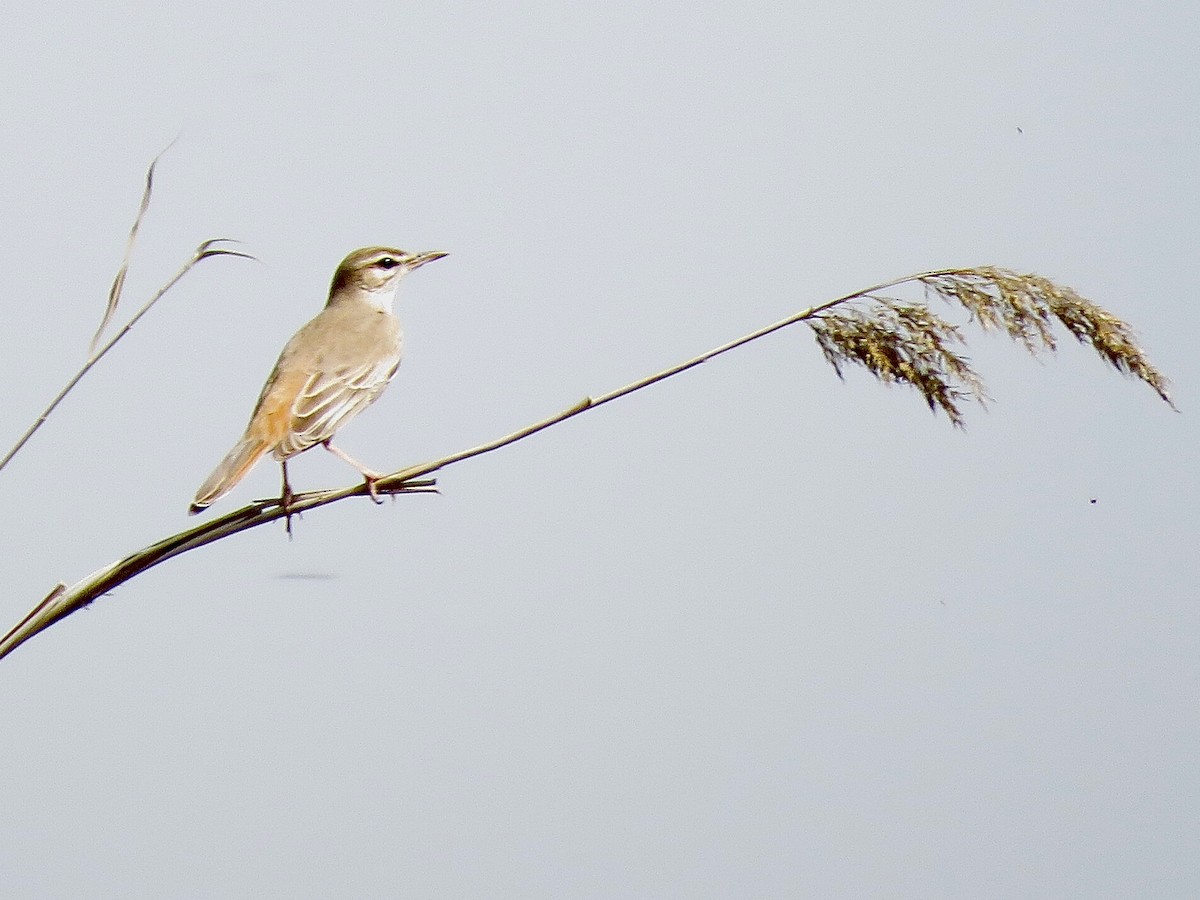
[329, 246, 447, 306]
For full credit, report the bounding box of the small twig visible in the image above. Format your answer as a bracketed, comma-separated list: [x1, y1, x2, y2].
[0, 240, 253, 476]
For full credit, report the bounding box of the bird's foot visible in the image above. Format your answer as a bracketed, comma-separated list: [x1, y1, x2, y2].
[363, 473, 384, 505]
[280, 482, 301, 538]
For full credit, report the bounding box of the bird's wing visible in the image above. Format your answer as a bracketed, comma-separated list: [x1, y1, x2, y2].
[276, 357, 400, 458]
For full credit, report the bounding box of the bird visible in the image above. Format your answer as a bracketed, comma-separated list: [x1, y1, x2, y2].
[189, 245, 446, 516]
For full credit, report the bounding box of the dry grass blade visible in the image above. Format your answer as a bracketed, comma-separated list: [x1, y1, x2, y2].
[196, 239, 255, 263]
[0, 584, 64, 654]
[89, 145, 172, 355]
[922, 267, 1174, 407]
[809, 301, 987, 426]
[0, 239, 254, 476]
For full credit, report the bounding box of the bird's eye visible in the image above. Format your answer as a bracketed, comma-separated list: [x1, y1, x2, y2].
[377, 257, 400, 269]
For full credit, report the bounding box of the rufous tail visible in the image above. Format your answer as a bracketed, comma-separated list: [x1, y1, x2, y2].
[188, 437, 270, 514]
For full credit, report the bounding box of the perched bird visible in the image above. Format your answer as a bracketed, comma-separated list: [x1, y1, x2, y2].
[189, 246, 446, 515]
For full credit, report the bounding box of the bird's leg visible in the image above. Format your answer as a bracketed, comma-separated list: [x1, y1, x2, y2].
[322, 440, 384, 504]
[280, 460, 299, 537]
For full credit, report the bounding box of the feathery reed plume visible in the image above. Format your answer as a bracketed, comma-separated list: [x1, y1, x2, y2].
[921, 267, 1174, 407]
[810, 301, 986, 427]
[808, 267, 1173, 424]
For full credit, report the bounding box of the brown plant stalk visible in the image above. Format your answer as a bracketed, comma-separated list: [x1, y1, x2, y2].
[0, 264, 1173, 661]
[0, 147, 253, 476]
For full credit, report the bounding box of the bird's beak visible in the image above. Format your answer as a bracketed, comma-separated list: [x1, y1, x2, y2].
[408, 250, 448, 269]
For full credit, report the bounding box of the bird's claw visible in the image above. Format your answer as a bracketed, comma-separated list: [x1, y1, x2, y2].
[280, 483, 300, 538]
[365, 476, 384, 505]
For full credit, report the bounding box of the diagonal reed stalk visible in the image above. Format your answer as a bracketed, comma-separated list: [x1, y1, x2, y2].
[0, 147, 253, 477]
[0, 265, 1173, 661]
[0, 240, 251, 475]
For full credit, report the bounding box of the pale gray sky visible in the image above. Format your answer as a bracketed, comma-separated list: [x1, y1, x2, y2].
[1, 1, 1196, 897]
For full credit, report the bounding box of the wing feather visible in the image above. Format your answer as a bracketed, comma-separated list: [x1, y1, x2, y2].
[273, 358, 399, 459]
